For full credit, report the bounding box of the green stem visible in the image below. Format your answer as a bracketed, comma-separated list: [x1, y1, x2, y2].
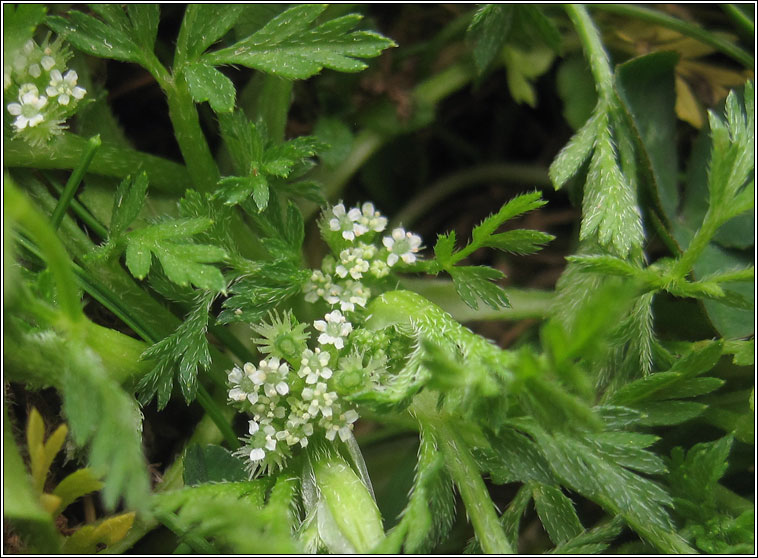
[4, 133, 190, 194]
[437, 420, 513, 554]
[671, 208, 720, 277]
[591, 3, 754, 68]
[50, 135, 101, 230]
[722, 4, 755, 39]
[565, 4, 616, 102]
[196, 386, 240, 450]
[160, 73, 219, 193]
[44, 172, 109, 240]
[5, 177, 83, 328]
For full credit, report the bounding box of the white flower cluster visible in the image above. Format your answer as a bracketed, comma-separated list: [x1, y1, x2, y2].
[305, 202, 422, 311]
[228, 311, 362, 475]
[4, 38, 86, 145]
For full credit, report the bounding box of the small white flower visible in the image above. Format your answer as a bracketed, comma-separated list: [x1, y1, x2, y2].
[46, 69, 86, 106]
[359, 202, 388, 233]
[369, 258, 390, 278]
[299, 348, 333, 384]
[328, 203, 367, 241]
[314, 310, 353, 350]
[248, 420, 260, 435]
[28, 63, 41, 78]
[338, 280, 370, 312]
[227, 366, 243, 384]
[303, 269, 342, 305]
[336, 243, 376, 280]
[249, 447, 266, 461]
[323, 408, 360, 441]
[40, 56, 56, 72]
[228, 387, 247, 401]
[383, 227, 422, 266]
[301, 381, 338, 418]
[7, 90, 47, 130]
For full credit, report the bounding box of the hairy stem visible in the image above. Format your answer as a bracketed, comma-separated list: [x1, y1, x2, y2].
[160, 73, 219, 193]
[565, 4, 616, 103]
[438, 421, 513, 554]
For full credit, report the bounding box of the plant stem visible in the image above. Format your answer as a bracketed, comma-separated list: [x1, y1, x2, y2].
[44, 172, 109, 240]
[722, 4, 755, 40]
[4, 133, 190, 193]
[437, 421, 513, 554]
[50, 135, 101, 230]
[160, 74, 219, 193]
[565, 4, 616, 102]
[671, 208, 720, 277]
[591, 3, 754, 68]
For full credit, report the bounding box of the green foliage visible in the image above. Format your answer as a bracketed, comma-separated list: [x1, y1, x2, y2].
[4, 3, 754, 556]
[202, 5, 396, 79]
[425, 192, 553, 310]
[183, 444, 248, 486]
[138, 290, 216, 408]
[216, 110, 324, 210]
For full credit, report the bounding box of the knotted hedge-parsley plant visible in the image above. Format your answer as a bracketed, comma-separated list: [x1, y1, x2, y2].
[4, 4, 754, 555]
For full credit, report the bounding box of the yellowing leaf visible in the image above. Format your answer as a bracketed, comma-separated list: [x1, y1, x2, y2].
[675, 76, 705, 128]
[26, 408, 68, 493]
[39, 493, 62, 515]
[62, 512, 136, 554]
[52, 468, 104, 517]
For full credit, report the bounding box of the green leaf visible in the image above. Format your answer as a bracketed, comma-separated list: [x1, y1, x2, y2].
[51, 468, 104, 516]
[615, 51, 680, 222]
[177, 4, 245, 61]
[3, 407, 60, 553]
[483, 229, 554, 255]
[475, 428, 555, 485]
[3, 4, 46, 54]
[549, 109, 601, 189]
[390, 426, 455, 553]
[501, 485, 532, 551]
[449, 266, 510, 310]
[532, 483, 584, 545]
[590, 432, 667, 476]
[61, 342, 150, 512]
[203, 5, 396, 79]
[124, 218, 227, 291]
[109, 172, 149, 239]
[46, 11, 141, 63]
[126, 5, 160, 52]
[183, 444, 248, 486]
[565, 254, 641, 278]
[433, 231, 456, 266]
[634, 401, 707, 426]
[580, 118, 644, 257]
[550, 517, 624, 555]
[216, 174, 269, 209]
[139, 291, 216, 406]
[472, 191, 547, 243]
[218, 260, 308, 324]
[503, 43, 555, 107]
[184, 62, 236, 113]
[61, 512, 135, 554]
[467, 4, 513, 74]
[668, 434, 734, 514]
[694, 242, 754, 338]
